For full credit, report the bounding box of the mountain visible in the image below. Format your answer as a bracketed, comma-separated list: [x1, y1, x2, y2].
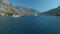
[41, 6, 60, 16]
[15, 6, 40, 16]
[0, 0, 40, 16]
[0, 0, 17, 16]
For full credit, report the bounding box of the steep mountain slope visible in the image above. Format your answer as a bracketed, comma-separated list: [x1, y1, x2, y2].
[15, 6, 40, 16]
[0, 0, 40, 16]
[0, 0, 17, 16]
[42, 6, 60, 16]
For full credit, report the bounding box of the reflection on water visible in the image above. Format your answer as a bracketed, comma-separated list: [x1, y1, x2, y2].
[0, 16, 60, 34]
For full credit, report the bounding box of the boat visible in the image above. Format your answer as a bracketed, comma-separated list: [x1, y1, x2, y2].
[12, 14, 20, 17]
[12, 15, 20, 17]
[35, 14, 37, 16]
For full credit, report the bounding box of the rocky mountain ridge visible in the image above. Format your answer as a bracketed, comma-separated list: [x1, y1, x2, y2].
[0, 0, 40, 16]
[41, 6, 60, 16]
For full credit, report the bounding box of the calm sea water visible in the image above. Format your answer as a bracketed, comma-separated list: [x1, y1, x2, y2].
[0, 16, 60, 34]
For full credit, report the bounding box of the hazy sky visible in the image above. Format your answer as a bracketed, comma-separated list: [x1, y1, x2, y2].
[8, 0, 60, 12]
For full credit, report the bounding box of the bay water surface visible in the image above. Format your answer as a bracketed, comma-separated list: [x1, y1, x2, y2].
[0, 16, 60, 34]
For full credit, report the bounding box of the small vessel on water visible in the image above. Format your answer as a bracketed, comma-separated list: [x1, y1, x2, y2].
[12, 14, 20, 17]
[12, 15, 20, 17]
[35, 14, 37, 16]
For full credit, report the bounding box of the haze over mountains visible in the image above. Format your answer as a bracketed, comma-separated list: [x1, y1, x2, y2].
[0, 0, 40, 16]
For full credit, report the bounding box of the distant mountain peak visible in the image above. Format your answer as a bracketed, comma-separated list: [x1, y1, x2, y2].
[42, 6, 60, 16]
[57, 6, 60, 8]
